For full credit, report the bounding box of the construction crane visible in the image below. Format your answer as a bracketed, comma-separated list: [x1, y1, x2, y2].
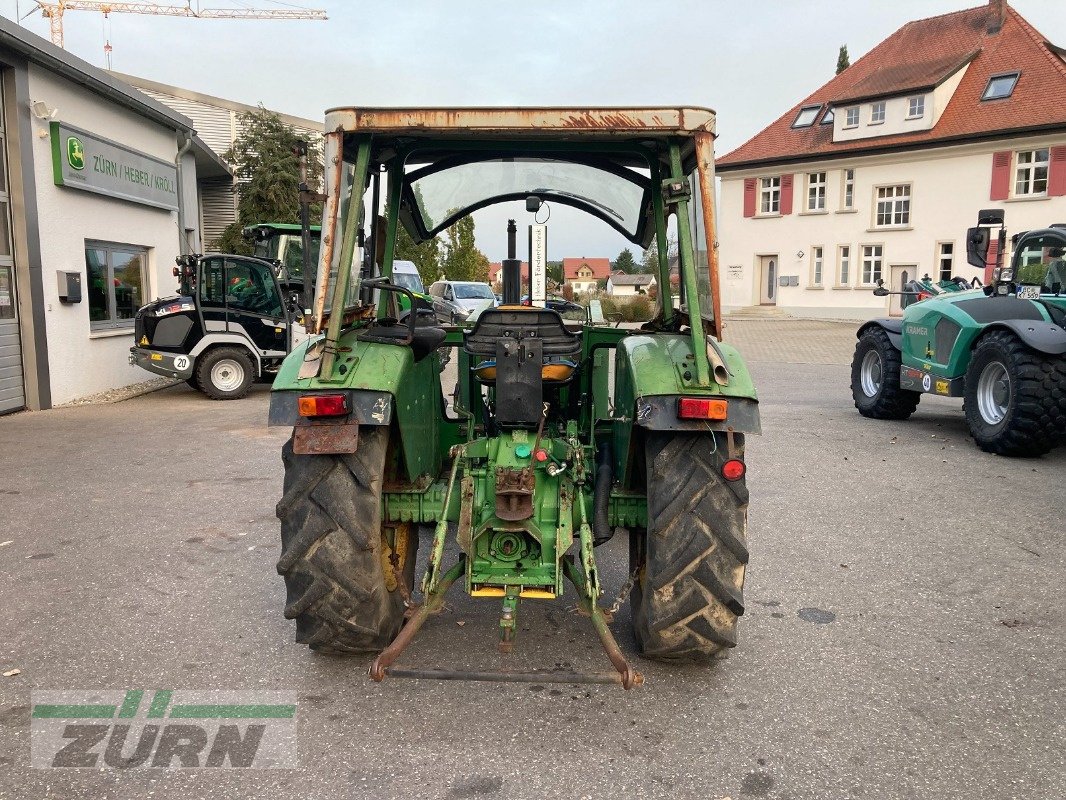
[32, 1, 327, 49]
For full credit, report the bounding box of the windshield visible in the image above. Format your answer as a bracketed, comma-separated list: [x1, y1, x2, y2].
[454, 283, 495, 300]
[409, 158, 647, 238]
[1014, 233, 1066, 292]
[281, 236, 321, 280]
[391, 272, 425, 294]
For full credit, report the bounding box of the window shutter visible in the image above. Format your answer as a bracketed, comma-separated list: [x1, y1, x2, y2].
[780, 174, 794, 215]
[743, 178, 756, 217]
[990, 151, 1012, 200]
[1048, 146, 1066, 197]
[984, 239, 1000, 285]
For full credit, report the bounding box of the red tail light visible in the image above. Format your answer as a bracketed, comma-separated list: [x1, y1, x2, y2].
[298, 394, 348, 418]
[721, 459, 746, 481]
[917, 291, 932, 302]
[677, 397, 729, 420]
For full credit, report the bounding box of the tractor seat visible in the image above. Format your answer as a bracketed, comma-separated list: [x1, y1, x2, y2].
[358, 319, 447, 362]
[464, 306, 581, 359]
[473, 358, 577, 383]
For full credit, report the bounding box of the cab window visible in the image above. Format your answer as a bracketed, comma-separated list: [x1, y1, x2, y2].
[226, 259, 283, 317]
[199, 257, 225, 308]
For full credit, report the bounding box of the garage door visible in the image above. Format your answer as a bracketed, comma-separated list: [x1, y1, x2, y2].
[0, 80, 24, 415]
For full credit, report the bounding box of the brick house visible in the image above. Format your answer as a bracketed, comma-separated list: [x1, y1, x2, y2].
[563, 257, 611, 294]
[716, 0, 1066, 319]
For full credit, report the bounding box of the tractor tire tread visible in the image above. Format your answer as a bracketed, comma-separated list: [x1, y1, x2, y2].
[851, 327, 921, 420]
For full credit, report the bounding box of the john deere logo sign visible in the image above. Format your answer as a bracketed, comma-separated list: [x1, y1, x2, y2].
[66, 136, 85, 170]
[50, 122, 179, 211]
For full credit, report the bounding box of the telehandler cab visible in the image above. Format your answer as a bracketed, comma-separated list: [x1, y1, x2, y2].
[268, 107, 761, 688]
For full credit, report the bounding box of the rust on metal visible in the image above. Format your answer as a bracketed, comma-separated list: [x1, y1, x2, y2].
[494, 467, 535, 521]
[312, 131, 345, 333]
[694, 130, 723, 341]
[456, 476, 476, 555]
[325, 107, 716, 137]
[292, 420, 359, 455]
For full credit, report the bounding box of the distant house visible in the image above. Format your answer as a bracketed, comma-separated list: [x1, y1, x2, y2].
[716, 0, 1066, 320]
[606, 272, 656, 296]
[563, 257, 612, 294]
[488, 261, 529, 292]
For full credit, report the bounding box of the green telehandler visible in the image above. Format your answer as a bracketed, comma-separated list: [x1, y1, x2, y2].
[267, 107, 761, 688]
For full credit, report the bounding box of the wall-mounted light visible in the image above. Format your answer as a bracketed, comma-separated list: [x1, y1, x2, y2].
[31, 100, 57, 120]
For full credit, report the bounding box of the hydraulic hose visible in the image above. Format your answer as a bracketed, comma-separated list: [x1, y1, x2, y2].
[593, 442, 614, 546]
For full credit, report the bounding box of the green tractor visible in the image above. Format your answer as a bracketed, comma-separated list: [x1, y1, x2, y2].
[267, 107, 760, 688]
[851, 209, 1066, 457]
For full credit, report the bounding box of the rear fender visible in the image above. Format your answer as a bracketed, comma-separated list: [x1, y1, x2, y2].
[979, 319, 1066, 356]
[857, 319, 903, 351]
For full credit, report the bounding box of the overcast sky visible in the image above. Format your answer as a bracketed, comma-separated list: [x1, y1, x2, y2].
[4, 0, 1065, 262]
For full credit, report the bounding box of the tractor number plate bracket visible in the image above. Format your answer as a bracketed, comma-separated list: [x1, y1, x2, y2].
[293, 420, 359, 455]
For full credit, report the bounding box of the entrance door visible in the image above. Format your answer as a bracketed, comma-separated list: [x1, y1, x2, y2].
[759, 255, 778, 305]
[0, 80, 24, 415]
[889, 265, 915, 317]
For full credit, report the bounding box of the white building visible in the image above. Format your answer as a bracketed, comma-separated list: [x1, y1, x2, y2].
[716, 0, 1066, 320]
[0, 16, 228, 412]
[606, 272, 656, 297]
[114, 72, 323, 248]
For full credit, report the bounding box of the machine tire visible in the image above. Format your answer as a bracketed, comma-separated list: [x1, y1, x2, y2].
[275, 427, 414, 653]
[196, 346, 254, 400]
[629, 432, 749, 662]
[851, 326, 921, 420]
[963, 330, 1065, 457]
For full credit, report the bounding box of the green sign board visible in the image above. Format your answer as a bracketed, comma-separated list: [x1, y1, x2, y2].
[50, 122, 179, 211]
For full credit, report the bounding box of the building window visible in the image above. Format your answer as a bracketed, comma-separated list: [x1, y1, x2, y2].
[982, 72, 1019, 101]
[861, 245, 883, 285]
[1015, 148, 1049, 196]
[870, 101, 886, 124]
[821, 108, 834, 125]
[938, 242, 954, 281]
[792, 105, 822, 128]
[842, 169, 855, 209]
[806, 172, 826, 211]
[845, 107, 859, 127]
[810, 246, 824, 286]
[85, 242, 148, 330]
[760, 176, 781, 214]
[838, 245, 851, 285]
[875, 184, 911, 227]
[907, 96, 925, 118]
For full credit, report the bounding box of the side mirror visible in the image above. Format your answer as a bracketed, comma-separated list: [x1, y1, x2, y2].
[967, 226, 991, 269]
[872, 279, 889, 297]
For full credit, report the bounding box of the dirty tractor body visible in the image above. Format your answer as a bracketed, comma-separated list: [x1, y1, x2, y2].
[851, 210, 1066, 457]
[268, 108, 760, 687]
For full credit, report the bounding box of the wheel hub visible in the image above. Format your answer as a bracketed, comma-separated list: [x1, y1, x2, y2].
[210, 358, 245, 392]
[976, 361, 1010, 425]
[860, 350, 883, 397]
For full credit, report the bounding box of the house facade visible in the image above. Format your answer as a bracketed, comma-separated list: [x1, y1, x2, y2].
[716, 0, 1066, 320]
[606, 272, 656, 296]
[562, 257, 611, 294]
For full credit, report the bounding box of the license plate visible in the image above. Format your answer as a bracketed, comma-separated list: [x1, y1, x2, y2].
[150, 353, 162, 361]
[1017, 285, 1041, 300]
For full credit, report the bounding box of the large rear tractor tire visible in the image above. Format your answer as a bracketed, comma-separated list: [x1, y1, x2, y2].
[196, 346, 254, 400]
[629, 432, 750, 662]
[963, 330, 1065, 457]
[275, 427, 415, 653]
[851, 327, 921, 420]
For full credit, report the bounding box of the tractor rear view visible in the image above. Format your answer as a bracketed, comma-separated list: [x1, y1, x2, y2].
[267, 107, 761, 687]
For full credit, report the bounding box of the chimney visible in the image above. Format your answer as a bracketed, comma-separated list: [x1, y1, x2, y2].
[988, 0, 1007, 34]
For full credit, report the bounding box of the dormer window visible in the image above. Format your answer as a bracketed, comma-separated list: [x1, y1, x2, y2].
[792, 105, 822, 128]
[821, 108, 834, 125]
[845, 107, 860, 128]
[907, 96, 925, 118]
[982, 72, 1019, 100]
[870, 102, 886, 124]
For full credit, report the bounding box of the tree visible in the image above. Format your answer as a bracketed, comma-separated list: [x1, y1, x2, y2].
[546, 260, 564, 286]
[395, 221, 441, 285]
[836, 45, 850, 75]
[215, 107, 323, 253]
[440, 214, 489, 282]
[612, 247, 638, 274]
[642, 243, 659, 275]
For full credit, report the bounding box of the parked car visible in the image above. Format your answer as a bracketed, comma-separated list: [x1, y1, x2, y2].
[520, 295, 586, 320]
[429, 280, 497, 319]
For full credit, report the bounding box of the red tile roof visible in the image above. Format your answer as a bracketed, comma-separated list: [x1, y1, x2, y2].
[488, 261, 529, 283]
[562, 257, 612, 281]
[718, 2, 1066, 170]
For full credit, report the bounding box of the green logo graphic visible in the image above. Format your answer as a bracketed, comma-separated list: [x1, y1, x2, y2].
[66, 137, 85, 171]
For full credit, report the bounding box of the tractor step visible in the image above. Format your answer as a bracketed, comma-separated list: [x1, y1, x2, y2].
[382, 667, 643, 687]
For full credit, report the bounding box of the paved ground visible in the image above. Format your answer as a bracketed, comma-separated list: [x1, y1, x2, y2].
[0, 321, 1062, 799]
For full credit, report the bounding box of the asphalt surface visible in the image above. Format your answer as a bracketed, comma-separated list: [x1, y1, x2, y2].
[0, 334, 1063, 799]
